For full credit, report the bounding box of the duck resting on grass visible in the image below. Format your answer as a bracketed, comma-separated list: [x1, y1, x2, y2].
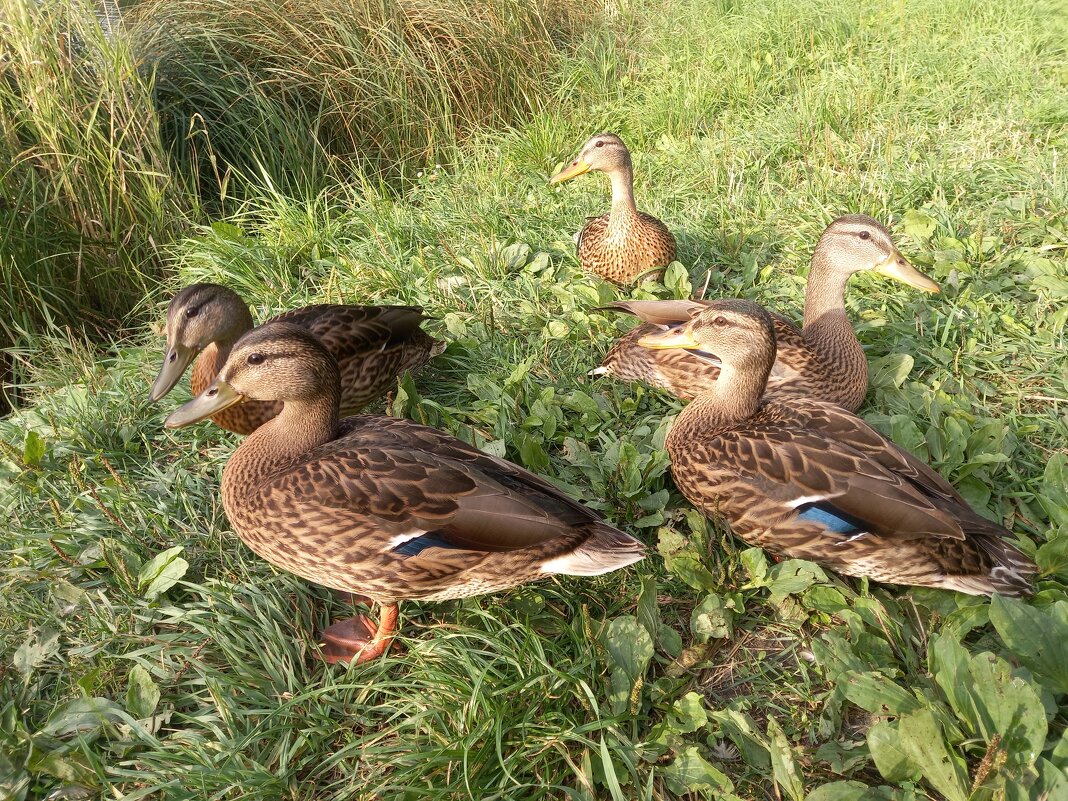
[150, 282, 444, 434]
[165, 322, 645, 664]
[596, 215, 939, 411]
[638, 298, 1035, 596]
[550, 133, 677, 284]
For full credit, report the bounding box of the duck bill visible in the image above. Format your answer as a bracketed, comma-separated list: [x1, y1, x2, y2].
[164, 379, 244, 428]
[149, 344, 197, 402]
[549, 158, 591, 185]
[874, 253, 940, 293]
[637, 328, 703, 351]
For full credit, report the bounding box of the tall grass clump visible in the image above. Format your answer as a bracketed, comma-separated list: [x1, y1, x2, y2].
[0, 0, 190, 404]
[129, 0, 604, 197]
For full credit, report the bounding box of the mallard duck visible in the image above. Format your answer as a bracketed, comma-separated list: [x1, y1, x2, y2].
[638, 298, 1034, 596]
[596, 215, 939, 411]
[164, 322, 645, 664]
[550, 133, 677, 284]
[149, 283, 444, 434]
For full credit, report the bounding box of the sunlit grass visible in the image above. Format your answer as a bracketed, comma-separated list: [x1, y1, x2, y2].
[2, 0, 1067, 797]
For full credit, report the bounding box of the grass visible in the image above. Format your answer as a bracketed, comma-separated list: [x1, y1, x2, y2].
[2, 0, 1068, 797]
[0, 0, 189, 407]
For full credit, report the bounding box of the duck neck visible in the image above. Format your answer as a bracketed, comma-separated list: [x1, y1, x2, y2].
[224, 392, 340, 489]
[802, 255, 857, 351]
[666, 360, 767, 451]
[607, 165, 639, 222]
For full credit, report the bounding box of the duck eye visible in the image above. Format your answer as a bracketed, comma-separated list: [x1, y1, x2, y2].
[185, 307, 198, 318]
[858, 230, 871, 240]
[712, 316, 728, 327]
[595, 140, 605, 148]
[247, 353, 266, 366]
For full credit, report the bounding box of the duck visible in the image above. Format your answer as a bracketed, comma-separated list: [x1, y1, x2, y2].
[149, 283, 444, 434]
[595, 215, 940, 411]
[549, 133, 677, 284]
[638, 298, 1035, 596]
[164, 322, 645, 664]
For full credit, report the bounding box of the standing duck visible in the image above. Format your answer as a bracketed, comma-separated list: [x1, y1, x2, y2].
[165, 322, 645, 664]
[638, 298, 1034, 596]
[596, 215, 939, 411]
[550, 133, 677, 284]
[149, 283, 444, 434]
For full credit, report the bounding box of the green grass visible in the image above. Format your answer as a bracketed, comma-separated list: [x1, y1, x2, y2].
[3, 0, 1068, 797]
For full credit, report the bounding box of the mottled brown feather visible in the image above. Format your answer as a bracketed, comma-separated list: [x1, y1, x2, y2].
[207, 325, 644, 606]
[190, 304, 443, 434]
[661, 299, 1035, 597]
[577, 211, 678, 284]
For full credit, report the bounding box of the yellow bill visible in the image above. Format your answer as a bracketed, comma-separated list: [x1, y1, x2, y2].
[637, 327, 702, 350]
[874, 252, 940, 293]
[165, 379, 244, 428]
[549, 158, 592, 185]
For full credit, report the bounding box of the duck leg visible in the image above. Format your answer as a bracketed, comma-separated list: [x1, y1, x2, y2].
[319, 602, 399, 664]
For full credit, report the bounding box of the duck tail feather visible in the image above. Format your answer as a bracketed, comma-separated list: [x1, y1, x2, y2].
[540, 524, 645, 576]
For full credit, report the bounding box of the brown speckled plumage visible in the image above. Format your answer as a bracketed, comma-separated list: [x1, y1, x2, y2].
[170, 323, 644, 611]
[152, 284, 444, 435]
[646, 299, 1034, 597]
[551, 133, 677, 284]
[577, 210, 677, 285]
[597, 215, 939, 410]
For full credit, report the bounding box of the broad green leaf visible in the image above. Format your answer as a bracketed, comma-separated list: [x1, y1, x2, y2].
[896, 708, 969, 801]
[710, 708, 771, 769]
[988, 596, 1068, 694]
[740, 548, 770, 586]
[210, 220, 246, 240]
[691, 593, 734, 643]
[1036, 528, 1068, 578]
[802, 586, 847, 614]
[869, 353, 914, 390]
[663, 746, 734, 796]
[867, 720, 920, 783]
[767, 560, 826, 605]
[766, 717, 805, 801]
[22, 431, 45, 467]
[1030, 757, 1068, 800]
[637, 574, 660, 644]
[668, 556, 718, 592]
[12, 628, 61, 678]
[664, 262, 692, 299]
[1050, 727, 1068, 770]
[934, 633, 1046, 769]
[126, 665, 160, 719]
[805, 781, 869, 801]
[40, 698, 126, 738]
[603, 616, 653, 682]
[901, 209, 937, 239]
[663, 692, 708, 735]
[842, 672, 921, 716]
[1038, 454, 1068, 527]
[26, 749, 96, 785]
[138, 546, 189, 600]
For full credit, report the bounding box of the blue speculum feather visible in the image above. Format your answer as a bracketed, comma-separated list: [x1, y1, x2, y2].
[796, 502, 865, 536]
[391, 533, 463, 557]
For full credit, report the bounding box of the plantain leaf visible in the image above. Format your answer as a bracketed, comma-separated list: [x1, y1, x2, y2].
[663, 746, 734, 796]
[766, 717, 805, 801]
[896, 708, 969, 801]
[988, 596, 1068, 695]
[126, 665, 161, 719]
[867, 720, 920, 783]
